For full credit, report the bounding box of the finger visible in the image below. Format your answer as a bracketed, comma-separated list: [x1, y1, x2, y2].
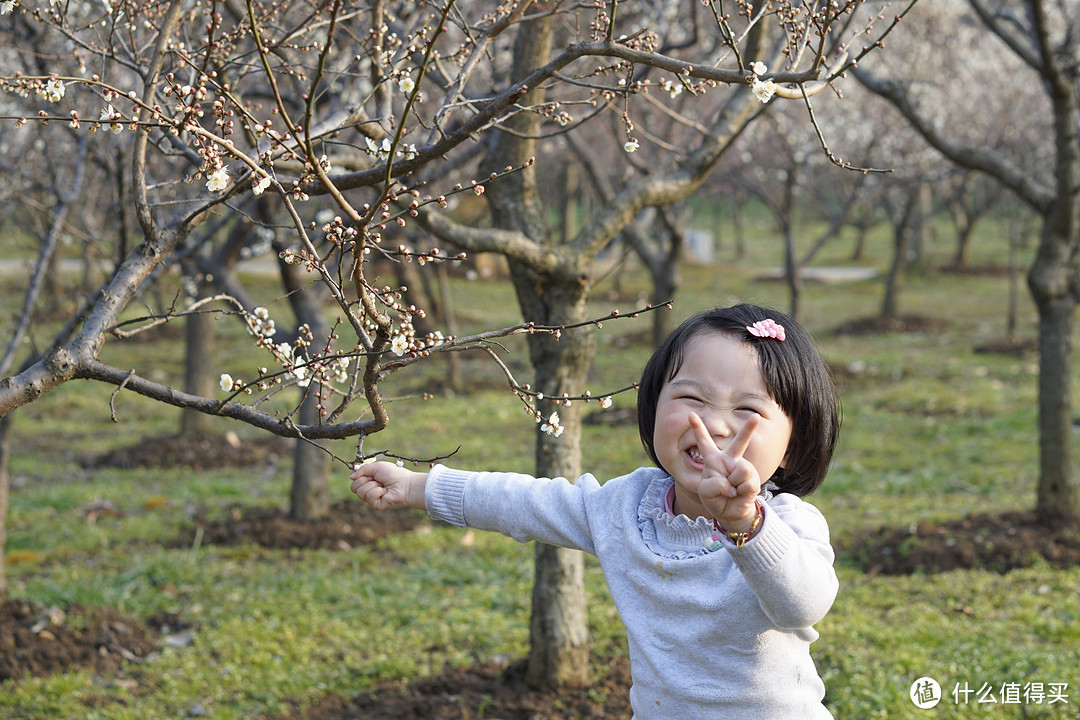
[688, 412, 721, 457]
[722, 414, 760, 463]
[357, 480, 389, 507]
[349, 463, 374, 482]
[726, 459, 761, 496]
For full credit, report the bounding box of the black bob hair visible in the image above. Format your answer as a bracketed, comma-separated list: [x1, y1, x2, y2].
[636, 304, 840, 497]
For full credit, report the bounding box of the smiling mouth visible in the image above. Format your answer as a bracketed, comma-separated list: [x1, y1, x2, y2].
[685, 448, 704, 467]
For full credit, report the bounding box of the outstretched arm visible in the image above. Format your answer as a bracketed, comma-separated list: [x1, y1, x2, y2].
[350, 461, 427, 510]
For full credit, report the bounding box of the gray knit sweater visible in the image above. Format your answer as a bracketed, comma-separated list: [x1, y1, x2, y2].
[425, 464, 837, 720]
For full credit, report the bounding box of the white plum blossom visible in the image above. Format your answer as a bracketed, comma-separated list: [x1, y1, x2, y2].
[292, 364, 311, 388]
[219, 373, 234, 392]
[660, 79, 682, 99]
[540, 410, 564, 437]
[600, 396, 613, 409]
[99, 104, 124, 134]
[390, 335, 408, 356]
[365, 136, 392, 159]
[398, 76, 415, 94]
[252, 175, 272, 195]
[624, 138, 640, 153]
[246, 306, 275, 337]
[333, 357, 350, 383]
[44, 78, 65, 102]
[751, 61, 768, 76]
[207, 166, 230, 192]
[752, 78, 778, 104]
[1, 1, 16, 15]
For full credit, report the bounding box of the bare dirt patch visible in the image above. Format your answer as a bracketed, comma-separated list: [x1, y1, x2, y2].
[288, 654, 634, 720]
[86, 430, 291, 471]
[839, 511, 1080, 575]
[185, 500, 427, 551]
[0, 599, 169, 682]
[832, 314, 949, 336]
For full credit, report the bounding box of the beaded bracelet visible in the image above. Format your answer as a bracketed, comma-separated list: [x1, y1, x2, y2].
[710, 499, 765, 550]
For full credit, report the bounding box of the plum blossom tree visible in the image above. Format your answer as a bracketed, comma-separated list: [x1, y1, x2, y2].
[0, 0, 900, 682]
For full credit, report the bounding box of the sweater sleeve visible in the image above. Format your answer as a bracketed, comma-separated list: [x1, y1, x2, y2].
[424, 464, 606, 555]
[723, 495, 838, 629]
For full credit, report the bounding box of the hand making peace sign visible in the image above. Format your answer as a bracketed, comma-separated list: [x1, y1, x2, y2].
[689, 411, 762, 534]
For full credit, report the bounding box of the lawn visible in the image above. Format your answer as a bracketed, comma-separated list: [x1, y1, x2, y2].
[1, 216, 1079, 719]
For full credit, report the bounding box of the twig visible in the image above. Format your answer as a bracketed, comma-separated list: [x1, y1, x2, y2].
[109, 369, 136, 422]
[800, 85, 892, 174]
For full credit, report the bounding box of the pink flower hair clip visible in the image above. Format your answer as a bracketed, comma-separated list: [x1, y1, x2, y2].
[747, 319, 786, 341]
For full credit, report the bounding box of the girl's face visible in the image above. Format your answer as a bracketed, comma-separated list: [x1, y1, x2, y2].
[653, 331, 792, 520]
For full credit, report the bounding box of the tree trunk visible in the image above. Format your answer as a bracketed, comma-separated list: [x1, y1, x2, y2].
[1029, 262, 1080, 526]
[181, 288, 216, 435]
[290, 388, 332, 520]
[782, 226, 801, 321]
[280, 255, 334, 521]
[951, 201, 974, 268]
[513, 266, 594, 687]
[0, 413, 11, 599]
[881, 191, 917, 320]
[481, 15, 591, 688]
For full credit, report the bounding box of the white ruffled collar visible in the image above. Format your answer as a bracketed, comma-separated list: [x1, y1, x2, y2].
[636, 474, 776, 559]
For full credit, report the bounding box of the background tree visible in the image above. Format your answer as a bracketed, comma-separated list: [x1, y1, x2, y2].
[853, 0, 1080, 524]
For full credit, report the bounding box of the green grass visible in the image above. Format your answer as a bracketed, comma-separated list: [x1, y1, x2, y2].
[3, 221, 1080, 719]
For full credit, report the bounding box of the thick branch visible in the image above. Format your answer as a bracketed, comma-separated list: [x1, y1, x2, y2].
[75, 360, 380, 439]
[851, 67, 1054, 213]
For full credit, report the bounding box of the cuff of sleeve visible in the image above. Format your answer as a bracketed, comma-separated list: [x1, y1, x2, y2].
[727, 503, 796, 575]
[425, 464, 471, 527]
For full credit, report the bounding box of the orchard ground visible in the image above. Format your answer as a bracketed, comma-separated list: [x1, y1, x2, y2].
[3, 233, 1079, 718]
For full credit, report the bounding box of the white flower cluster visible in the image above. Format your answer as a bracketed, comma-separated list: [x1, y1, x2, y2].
[539, 410, 564, 437]
[42, 78, 65, 103]
[660, 78, 682, 99]
[364, 136, 417, 161]
[0, 0, 16, 15]
[206, 165, 229, 193]
[252, 174, 272, 195]
[750, 61, 778, 104]
[217, 310, 350, 394]
[99, 104, 124, 134]
[245, 306, 276, 339]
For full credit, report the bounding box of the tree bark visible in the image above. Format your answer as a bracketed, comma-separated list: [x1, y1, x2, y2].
[513, 264, 594, 687]
[290, 388, 332, 521]
[1030, 293, 1078, 525]
[181, 286, 216, 435]
[280, 252, 334, 521]
[881, 189, 917, 320]
[0, 413, 11, 599]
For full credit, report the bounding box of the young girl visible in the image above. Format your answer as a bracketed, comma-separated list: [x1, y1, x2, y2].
[350, 303, 841, 719]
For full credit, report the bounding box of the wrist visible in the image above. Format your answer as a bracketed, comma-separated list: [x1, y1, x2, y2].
[713, 498, 765, 548]
[408, 472, 429, 510]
